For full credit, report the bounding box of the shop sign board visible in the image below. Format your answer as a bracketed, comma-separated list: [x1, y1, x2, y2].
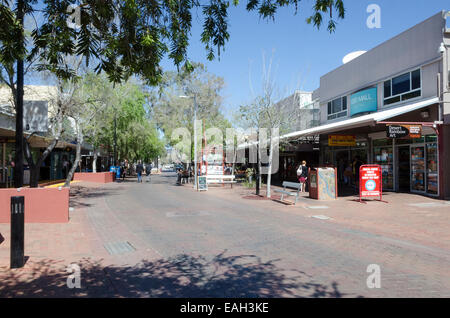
[350, 87, 378, 116]
[328, 135, 356, 147]
[359, 165, 384, 202]
[386, 124, 422, 138]
[198, 176, 208, 191]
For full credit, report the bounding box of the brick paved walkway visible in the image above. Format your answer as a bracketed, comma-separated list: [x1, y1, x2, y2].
[0, 174, 449, 297]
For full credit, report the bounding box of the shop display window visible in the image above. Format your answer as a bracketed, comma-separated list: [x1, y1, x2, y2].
[426, 143, 438, 195]
[411, 146, 425, 192]
[373, 146, 393, 190]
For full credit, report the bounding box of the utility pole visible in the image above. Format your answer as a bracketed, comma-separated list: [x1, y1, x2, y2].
[255, 130, 260, 196]
[14, 0, 25, 188]
[193, 94, 198, 190]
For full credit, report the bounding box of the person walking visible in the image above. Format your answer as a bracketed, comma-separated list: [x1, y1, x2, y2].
[136, 160, 144, 183]
[176, 167, 182, 185]
[120, 161, 126, 181]
[296, 160, 308, 192]
[62, 156, 69, 179]
[145, 162, 153, 182]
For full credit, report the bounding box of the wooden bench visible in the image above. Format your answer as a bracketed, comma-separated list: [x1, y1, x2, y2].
[205, 175, 236, 188]
[273, 181, 302, 205]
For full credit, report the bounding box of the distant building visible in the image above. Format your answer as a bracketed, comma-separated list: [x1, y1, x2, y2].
[274, 90, 319, 133]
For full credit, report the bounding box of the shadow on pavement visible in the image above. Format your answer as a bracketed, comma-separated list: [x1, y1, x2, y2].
[0, 251, 353, 298]
[69, 185, 120, 209]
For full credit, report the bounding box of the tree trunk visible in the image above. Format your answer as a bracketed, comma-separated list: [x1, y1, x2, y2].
[23, 137, 58, 188]
[64, 129, 83, 187]
[14, 0, 25, 188]
[266, 135, 274, 198]
[23, 138, 37, 187]
[93, 149, 97, 173]
[255, 130, 260, 195]
[22, 114, 63, 187]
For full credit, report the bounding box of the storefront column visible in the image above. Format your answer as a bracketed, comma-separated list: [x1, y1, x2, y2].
[439, 124, 450, 199]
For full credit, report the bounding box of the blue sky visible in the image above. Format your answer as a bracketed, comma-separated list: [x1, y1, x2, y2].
[26, 1, 449, 119]
[160, 0, 449, 118]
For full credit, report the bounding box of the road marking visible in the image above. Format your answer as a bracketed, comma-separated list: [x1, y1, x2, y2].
[408, 202, 448, 208]
[166, 211, 211, 218]
[306, 205, 329, 209]
[311, 215, 332, 220]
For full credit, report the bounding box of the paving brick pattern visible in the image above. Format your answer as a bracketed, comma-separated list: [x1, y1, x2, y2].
[0, 175, 449, 297]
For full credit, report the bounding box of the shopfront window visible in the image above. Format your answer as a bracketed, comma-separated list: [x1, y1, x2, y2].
[412, 137, 425, 144]
[411, 146, 425, 192]
[426, 143, 438, 195]
[373, 146, 394, 190]
[322, 147, 333, 165]
[1, 143, 15, 187]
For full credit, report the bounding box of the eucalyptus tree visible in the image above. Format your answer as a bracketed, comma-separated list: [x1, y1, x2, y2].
[237, 52, 298, 197]
[150, 63, 231, 163]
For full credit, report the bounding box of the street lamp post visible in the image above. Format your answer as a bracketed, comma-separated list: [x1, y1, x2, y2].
[180, 94, 198, 190]
[113, 111, 117, 166]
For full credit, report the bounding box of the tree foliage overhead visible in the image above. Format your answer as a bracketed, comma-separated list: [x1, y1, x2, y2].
[1, 0, 345, 86]
[150, 63, 230, 145]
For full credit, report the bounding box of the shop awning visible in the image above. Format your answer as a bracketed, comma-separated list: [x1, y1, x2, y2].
[280, 97, 439, 141]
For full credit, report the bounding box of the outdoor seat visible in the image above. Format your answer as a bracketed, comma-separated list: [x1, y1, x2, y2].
[273, 181, 302, 205]
[205, 175, 236, 188]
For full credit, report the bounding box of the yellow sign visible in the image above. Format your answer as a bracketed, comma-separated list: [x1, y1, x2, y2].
[328, 135, 356, 147]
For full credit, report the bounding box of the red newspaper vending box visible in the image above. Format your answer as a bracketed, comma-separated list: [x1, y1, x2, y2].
[359, 165, 387, 203]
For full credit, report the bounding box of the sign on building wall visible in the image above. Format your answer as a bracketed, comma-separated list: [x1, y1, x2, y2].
[328, 135, 356, 147]
[386, 124, 422, 138]
[350, 87, 378, 116]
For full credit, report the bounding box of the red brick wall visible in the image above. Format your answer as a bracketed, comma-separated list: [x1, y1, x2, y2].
[73, 172, 114, 183]
[0, 187, 69, 223]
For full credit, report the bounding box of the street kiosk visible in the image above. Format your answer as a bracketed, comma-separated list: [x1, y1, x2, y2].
[309, 167, 338, 200]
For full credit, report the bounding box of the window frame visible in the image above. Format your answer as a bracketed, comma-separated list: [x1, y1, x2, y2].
[327, 96, 348, 120]
[383, 68, 422, 106]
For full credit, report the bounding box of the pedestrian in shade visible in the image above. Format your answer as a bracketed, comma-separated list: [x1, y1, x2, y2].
[136, 160, 144, 183]
[296, 160, 308, 192]
[145, 162, 153, 182]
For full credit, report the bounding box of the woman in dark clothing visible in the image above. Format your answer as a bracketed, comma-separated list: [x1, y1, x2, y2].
[297, 160, 308, 192]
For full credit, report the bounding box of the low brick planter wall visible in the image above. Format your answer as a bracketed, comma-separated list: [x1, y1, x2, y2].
[73, 172, 114, 183]
[0, 187, 69, 223]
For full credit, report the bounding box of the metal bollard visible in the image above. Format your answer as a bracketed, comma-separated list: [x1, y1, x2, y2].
[10, 196, 25, 269]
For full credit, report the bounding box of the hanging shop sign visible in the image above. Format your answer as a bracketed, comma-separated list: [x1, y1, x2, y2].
[359, 165, 385, 203]
[386, 125, 422, 138]
[350, 87, 378, 116]
[328, 135, 356, 147]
